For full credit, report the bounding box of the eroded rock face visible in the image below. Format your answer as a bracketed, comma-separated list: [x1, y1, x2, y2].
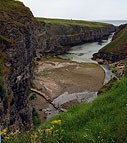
[37, 23, 116, 56]
[93, 24, 127, 63]
[0, 1, 42, 131]
[93, 52, 127, 63]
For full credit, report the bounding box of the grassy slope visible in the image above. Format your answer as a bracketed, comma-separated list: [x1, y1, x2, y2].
[0, 0, 30, 18]
[0, 0, 33, 73]
[99, 26, 127, 55]
[0, 0, 32, 48]
[10, 77, 127, 143]
[0, 0, 30, 56]
[37, 17, 111, 28]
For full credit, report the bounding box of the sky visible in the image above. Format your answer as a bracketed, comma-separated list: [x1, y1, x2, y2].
[20, 0, 127, 20]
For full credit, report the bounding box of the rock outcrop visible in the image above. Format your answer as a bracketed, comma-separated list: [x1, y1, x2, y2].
[36, 19, 116, 56]
[0, 0, 42, 131]
[93, 24, 127, 63]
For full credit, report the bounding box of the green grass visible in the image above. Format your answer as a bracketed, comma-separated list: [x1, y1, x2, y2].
[0, 0, 30, 54]
[99, 26, 127, 55]
[26, 90, 32, 97]
[37, 17, 111, 28]
[97, 77, 117, 95]
[32, 110, 41, 126]
[0, 0, 31, 19]
[6, 77, 127, 143]
[36, 17, 113, 37]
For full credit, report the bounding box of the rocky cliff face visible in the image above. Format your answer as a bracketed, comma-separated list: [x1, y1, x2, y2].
[0, 1, 42, 131]
[36, 20, 116, 56]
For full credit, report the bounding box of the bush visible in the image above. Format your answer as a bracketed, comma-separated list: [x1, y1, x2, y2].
[32, 116, 41, 126]
[29, 94, 36, 100]
[41, 21, 46, 27]
[32, 109, 41, 126]
[26, 90, 32, 96]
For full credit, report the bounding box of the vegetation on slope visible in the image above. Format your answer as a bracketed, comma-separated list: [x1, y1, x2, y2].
[0, 0, 26, 64]
[5, 77, 127, 143]
[0, 0, 31, 19]
[99, 25, 127, 55]
[37, 17, 111, 28]
[0, 0, 33, 52]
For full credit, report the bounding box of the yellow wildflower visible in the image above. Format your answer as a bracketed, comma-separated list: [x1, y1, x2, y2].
[57, 120, 61, 125]
[50, 127, 53, 130]
[51, 120, 62, 125]
[51, 120, 58, 124]
[1, 130, 6, 135]
[45, 129, 52, 133]
[112, 140, 115, 142]
[4, 136, 9, 140]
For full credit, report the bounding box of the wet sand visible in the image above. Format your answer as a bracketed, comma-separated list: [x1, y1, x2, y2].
[29, 58, 105, 122]
[34, 58, 105, 98]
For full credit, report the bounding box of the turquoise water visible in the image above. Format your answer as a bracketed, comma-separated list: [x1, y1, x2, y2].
[58, 33, 113, 63]
[46, 33, 116, 119]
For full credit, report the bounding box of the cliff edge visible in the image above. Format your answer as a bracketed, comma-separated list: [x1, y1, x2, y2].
[93, 24, 127, 62]
[36, 18, 116, 56]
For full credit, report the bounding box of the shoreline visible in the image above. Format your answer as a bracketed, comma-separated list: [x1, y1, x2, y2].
[34, 58, 105, 96]
[30, 57, 105, 122]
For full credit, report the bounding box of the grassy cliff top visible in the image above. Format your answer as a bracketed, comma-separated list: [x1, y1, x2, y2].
[99, 25, 127, 55]
[0, 0, 29, 54]
[0, 0, 32, 18]
[37, 17, 112, 28]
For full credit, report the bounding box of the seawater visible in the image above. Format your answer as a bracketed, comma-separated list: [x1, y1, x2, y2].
[94, 20, 127, 26]
[58, 33, 114, 84]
